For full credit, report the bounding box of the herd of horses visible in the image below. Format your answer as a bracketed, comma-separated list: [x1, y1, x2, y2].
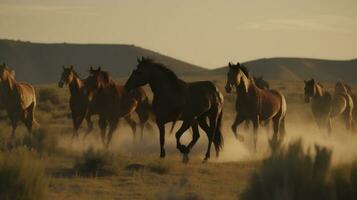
[0, 59, 355, 162]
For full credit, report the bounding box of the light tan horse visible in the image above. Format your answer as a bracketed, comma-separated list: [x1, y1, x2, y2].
[0, 63, 38, 137]
[333, 81, 354, 129]
[225, 62, 286, 152]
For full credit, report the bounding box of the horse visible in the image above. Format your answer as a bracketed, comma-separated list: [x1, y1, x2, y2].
[225, 62, 286, 152]
[341, 83, 357, 124]
[0, 63, 39, 137]
[125, 57, 224, 162]
[83, 66, 150, 147]
[244, 76, 271, 129]
[58, 65, 96, 138]
[304, 79, 353, 134]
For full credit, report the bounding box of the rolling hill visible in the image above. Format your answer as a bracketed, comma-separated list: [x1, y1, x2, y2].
[0, 39, 207, 84]
[211, 57, 357, 83]
[1, 39, 356, 84]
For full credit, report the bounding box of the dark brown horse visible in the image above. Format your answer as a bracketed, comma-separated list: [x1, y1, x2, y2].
[304, 79, 353, 134]
[84, 67, 150, 147]
[225, 62, 286, 152]
[58, 66, 96, 138]
[0, 63, 39, 137]
[125, 57, 224, 162]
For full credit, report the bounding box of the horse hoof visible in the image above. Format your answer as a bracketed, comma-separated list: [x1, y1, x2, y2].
[160, 151, 166, 158]
[182, 154, 189, 163]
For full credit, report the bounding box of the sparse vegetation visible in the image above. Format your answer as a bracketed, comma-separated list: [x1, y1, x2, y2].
[0, 148, 48, 200]
[73, 147, 116, 177]
[38, 87, 63, 105]
[241, 140, 357, 200]
[22, 126, 58, 155]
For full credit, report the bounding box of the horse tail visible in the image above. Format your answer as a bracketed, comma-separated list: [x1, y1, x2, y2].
[278, 92, 287, 137]
[213, 109, 224, 155]
[30, 87, 39, 130]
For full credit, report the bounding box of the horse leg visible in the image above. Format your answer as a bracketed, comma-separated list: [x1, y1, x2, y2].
[327, 118, 332, 136]
[84, 113, 94, 139]
[106, 118, 119, 148]
[9, 114, 19, 139]
[98, 117, 107, 147]
[136, 105, 148, 141]
[124, 115, 137, 141]
[198, 116, 220, 157]
[204, 110, 219, 161]
[156, 122, 166, 158]
[231, 114, 246, 141]
[252, 116, 260, 153]
[24, 103, 35, 133]
[175, 120, 191, 153]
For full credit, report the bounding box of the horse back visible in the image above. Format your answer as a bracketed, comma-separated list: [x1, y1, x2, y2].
[259, 89, 286, 119]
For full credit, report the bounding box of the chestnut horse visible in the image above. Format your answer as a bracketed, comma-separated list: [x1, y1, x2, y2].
[225, 62, 286, 152]
[84, 67, 150, 147]
[58, 66, 96, 138]
[125, 57, 224, 162]
[0, 63, 39, 137]
[304, 79, 353, 134]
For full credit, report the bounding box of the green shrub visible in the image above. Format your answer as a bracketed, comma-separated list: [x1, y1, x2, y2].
[22, 126, 58, 155]
[0, 148, 48, 200]
[73, 147, 116, 177]
[241, 140, 357, 200]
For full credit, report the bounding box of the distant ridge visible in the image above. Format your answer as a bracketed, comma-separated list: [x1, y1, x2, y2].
[0, 39, 207, 84]
[1, 39, 356, 84]
[211, 57, 357, 83]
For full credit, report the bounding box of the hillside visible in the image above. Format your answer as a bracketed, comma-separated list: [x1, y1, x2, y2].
[0, 39, 207, 84]
[211, 57, 357, 83]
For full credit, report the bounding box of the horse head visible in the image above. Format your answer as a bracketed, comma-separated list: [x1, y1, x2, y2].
[58, 65, 74, 88]
[304, 79, 317, 103]
[0, 63, 16, 86]
[225, 62, 250, 93]
[124, 57, 151, 92]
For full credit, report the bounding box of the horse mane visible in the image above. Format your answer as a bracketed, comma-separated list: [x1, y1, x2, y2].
[239, 65, 250, 78]
[140, 59, 181, 87]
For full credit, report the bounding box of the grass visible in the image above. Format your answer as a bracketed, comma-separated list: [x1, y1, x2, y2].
[241, 140, 357, 200]
[0, 148, 48, 200]
[73, 147, 117, 177]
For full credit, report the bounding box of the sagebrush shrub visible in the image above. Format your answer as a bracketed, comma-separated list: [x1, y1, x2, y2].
[0, 148, 48, 200]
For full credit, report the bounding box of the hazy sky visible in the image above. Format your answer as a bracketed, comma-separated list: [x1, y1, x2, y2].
[0, 0, 356, 68]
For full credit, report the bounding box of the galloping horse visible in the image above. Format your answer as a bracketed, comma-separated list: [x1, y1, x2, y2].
[225, 62, 286, 152]
[84, 67, 150, 147]
[125, 57, 224, 162]
[0, 63, 39, 137]
[304, 79, 353, 134]
[58, 66, 96, 138]
[244, 76, 270, 129]
[340, 83, 357, 124]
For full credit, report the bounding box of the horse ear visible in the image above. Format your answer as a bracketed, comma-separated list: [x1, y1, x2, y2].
[237, 62, 240, 66]
[228, 62, 232, 68]
[11, 70, 15, 77]
[311, 78, 315, 83]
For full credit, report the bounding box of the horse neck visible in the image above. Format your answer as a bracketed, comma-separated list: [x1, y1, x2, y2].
[235, 74, 257, 96]
[68, 74, 84, 95]
[148, 72, 185, 99]
[314, 83, 325, 98]
[0, 75, 17, 100]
